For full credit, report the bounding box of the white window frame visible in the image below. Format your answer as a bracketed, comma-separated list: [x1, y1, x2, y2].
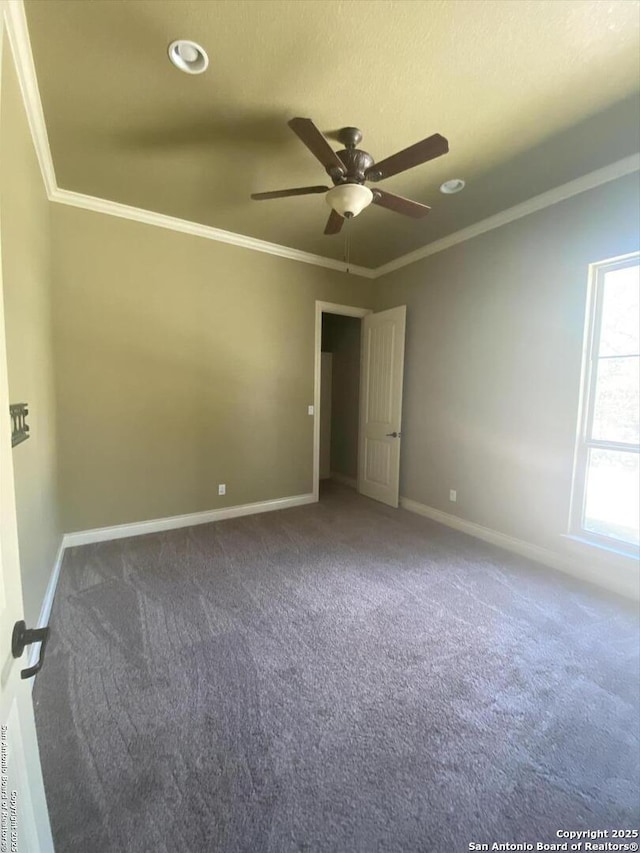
[569, 251, 640, 557]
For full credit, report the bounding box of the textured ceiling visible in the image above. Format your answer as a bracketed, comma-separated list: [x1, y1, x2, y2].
[25, 0, 640, 268]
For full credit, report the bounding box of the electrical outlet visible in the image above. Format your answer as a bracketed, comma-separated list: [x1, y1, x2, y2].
[308, 405, 314, 416]
[449, 489, 457, 503]
[218, 484, 226, 496]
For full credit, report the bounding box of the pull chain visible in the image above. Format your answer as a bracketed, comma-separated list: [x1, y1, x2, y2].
[343, 217, 351, 274]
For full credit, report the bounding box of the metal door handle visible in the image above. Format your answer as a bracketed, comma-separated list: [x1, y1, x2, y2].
[11, 620, 50, 679]
[385, 431, 401, 438]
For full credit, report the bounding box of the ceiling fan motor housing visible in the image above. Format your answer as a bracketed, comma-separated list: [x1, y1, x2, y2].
[332, 147, 374, 184]
[326, 129, 377, 217]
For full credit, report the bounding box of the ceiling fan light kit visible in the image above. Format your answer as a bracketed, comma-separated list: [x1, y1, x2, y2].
[251, 118, 449, 235]
[326, 184, 373, 219]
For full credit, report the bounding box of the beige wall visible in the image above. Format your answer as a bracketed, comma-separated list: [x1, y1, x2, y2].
[375, 175, 640, 552]
[50, 175, 639, 545]
[51, 205, 374, 531]
[1, 39, 61, 627]
[322, 313, 361, 480]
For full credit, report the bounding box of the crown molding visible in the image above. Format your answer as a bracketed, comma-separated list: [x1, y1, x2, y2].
[3, 0, 375, 279]
[49, 155, 640, 283]
[50, 188, 377, 277]
[3, 0, 56, 197]
[4, 0, 640, 282]
[375, 153, 640, 278]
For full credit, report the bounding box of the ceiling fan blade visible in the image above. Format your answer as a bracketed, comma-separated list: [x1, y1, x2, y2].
[324, 209, 344, 235]
[288, 118, 346, 177]
[372, 189, 431, 218]
[366, 133, 448, 181]
[251, 185, 329, 200]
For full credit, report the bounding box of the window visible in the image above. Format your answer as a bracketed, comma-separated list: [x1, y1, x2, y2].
[571, 253, 640, 555]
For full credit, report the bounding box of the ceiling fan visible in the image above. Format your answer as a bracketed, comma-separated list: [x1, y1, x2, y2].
[251, 117, 449, 235]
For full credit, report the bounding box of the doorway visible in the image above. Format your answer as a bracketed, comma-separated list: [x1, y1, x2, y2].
[320, 312, 363, 494]
[313, 302, 370, 500]
[313, 300, 408, 508]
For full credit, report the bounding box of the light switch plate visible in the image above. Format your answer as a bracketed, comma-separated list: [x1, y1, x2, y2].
[218, 484, 226, 496]
[308, 405, 314, 416]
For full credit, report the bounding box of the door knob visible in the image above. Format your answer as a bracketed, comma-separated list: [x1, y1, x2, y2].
[11, 620, 50, 679]
[385, 431, 401, 438]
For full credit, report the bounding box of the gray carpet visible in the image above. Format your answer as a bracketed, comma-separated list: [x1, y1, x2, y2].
[34, 482, 639, 853]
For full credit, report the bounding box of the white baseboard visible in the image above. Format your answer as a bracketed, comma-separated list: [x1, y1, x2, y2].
[330, 472, 358, 489]
[63, 492, 316, 547]
[28, 536, 65, 682]
[399, 497, 639, 600]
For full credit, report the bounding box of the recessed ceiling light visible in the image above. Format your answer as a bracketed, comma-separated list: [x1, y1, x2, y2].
[168, 40, 209, 75]
[440, 178, 466, 194]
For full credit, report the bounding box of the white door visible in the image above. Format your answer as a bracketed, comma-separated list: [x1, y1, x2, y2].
[0, 202, 54, 853]
[358, 305, 406, 507]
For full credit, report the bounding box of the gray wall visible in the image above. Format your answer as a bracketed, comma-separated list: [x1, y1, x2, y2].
[322, 314, 361, 480]
[375, 174, 640, 552]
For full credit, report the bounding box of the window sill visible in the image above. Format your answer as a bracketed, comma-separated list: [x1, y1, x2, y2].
[561, 533, 640, 567]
